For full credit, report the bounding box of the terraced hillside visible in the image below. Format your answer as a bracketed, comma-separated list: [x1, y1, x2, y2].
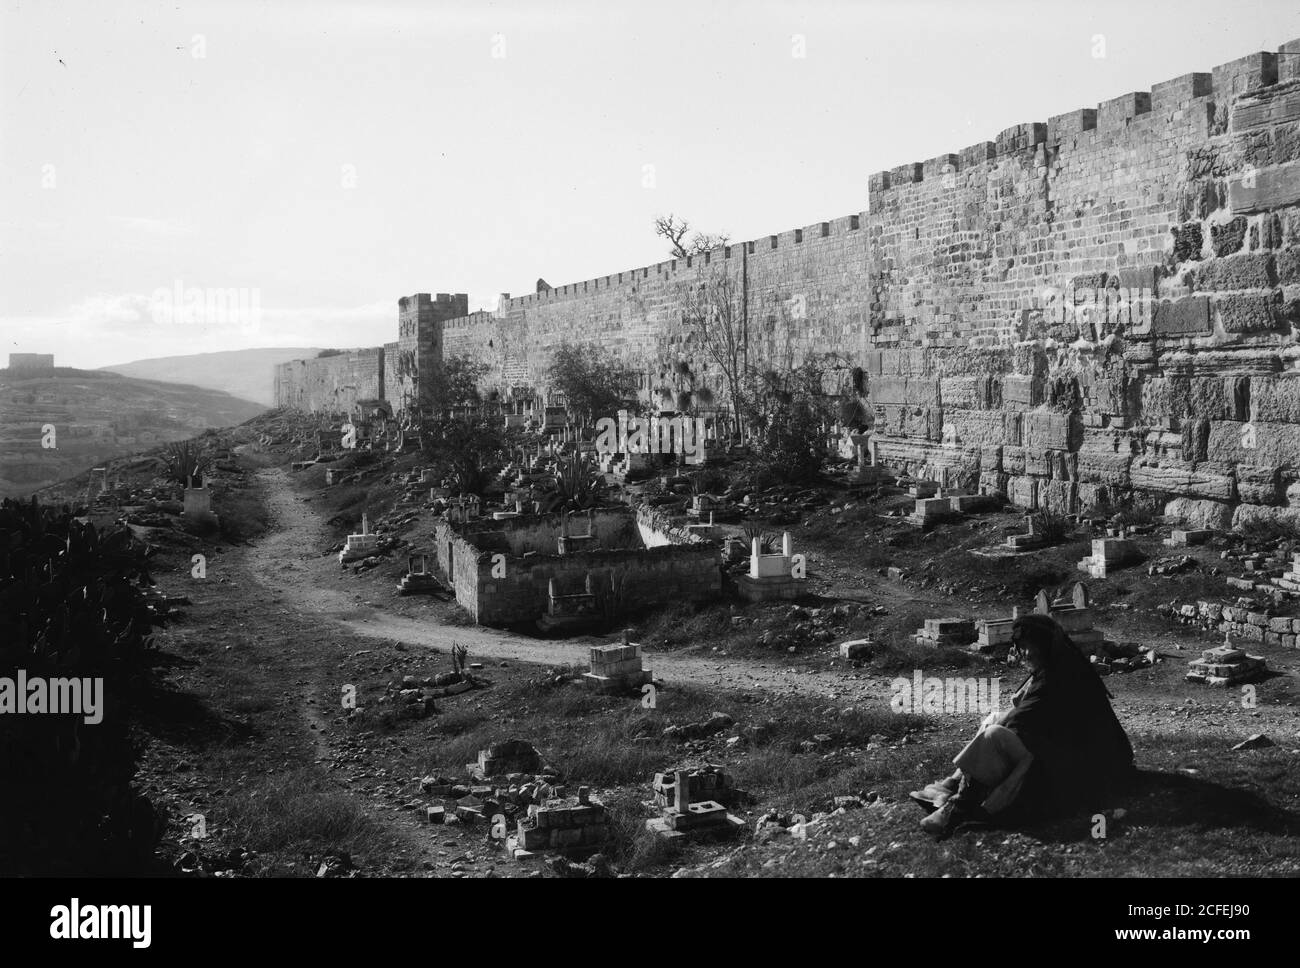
[0, 366, 264, 497]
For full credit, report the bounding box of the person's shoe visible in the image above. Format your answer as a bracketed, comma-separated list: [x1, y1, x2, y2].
[923, 773, 962, 800]
[919, 776, 988, 839]
[908, 790, 941, 812]
[909, 772, 962, 810]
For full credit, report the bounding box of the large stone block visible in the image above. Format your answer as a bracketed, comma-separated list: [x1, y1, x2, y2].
[1006, 475, 1038, 509]
[1129, 458, 1235, 500]
[1208, 420, 1300, 469]
[1022, 410, 1079, 451]
[979, 444, 1004, 473]
[939, 375, 994, 410]
[943, 409, 1012, 448]
[1140, 376, 1248, 422]
[1277, 247, 1300, 285]
[1002, 374, 1043, 408]
[869, 377, 940, 407]
[1229, 159, 1300, 214]
[1236, 464, 1280, 505]
[875, 404, 939, 440]
[1165, 497, 1235, 530]
[1075, 432, 1133, 487]
[1216, 293, 1281, 333]
[1232, 503, 1300, 532]
[1152, 297, 1212, 337]
[1002, 445, 1027, 475]
[1232, 82, 1300, 132]
[1085, 376, 1128, 417]
[1249, 375, 1300, 423]
[1039, 478, 1077, 514]
[1193, 254, 1276, 291]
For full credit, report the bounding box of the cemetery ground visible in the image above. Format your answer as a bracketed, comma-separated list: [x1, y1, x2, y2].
[53, 413, 1300, 877]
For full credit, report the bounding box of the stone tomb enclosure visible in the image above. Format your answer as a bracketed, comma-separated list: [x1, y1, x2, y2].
[432, 506, 720, 625]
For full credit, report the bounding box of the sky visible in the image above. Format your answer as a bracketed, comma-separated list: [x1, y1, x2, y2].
[3, 0, 1299, 369]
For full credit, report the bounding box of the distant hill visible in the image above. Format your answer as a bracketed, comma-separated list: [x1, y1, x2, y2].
[102, 347, 321, 407]
[0, 366, 266, 498]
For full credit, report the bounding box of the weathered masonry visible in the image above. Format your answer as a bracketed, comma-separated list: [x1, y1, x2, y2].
[431, 506, 720, 626]
[277, 38, 1300, 528]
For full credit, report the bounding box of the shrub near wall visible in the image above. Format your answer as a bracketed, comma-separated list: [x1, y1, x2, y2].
[0, 498, 164, 874]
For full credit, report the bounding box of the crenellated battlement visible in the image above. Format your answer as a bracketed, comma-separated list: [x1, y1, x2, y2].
[868, 40, 1296, 200]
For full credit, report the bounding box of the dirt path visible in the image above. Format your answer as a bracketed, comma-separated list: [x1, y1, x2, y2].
[243, 467, 896, 704]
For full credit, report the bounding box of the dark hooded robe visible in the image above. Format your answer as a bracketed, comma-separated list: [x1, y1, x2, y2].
[995, 614, 1134, 820]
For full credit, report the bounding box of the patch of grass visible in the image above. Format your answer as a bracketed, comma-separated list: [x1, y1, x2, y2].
[601, 790, 681, 873]
[639, 600, 737, 650]
[223, 767, 387, 856]
[866, 639, 985, 674]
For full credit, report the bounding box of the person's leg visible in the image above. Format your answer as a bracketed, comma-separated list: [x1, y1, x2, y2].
[953, 724, 1029, 790]
[912, 718, 999, 808]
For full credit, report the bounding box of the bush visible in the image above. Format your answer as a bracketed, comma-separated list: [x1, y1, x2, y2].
[164, 439, 208, 488]
[0, 499, 165, 874]
[1032, 507, 1073, 544]
[1108, 503, 1159, 530]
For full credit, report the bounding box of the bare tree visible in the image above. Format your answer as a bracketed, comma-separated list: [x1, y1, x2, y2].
[655, 213, 730, 259]
[655, 214, 692, 259]
[681, 270, 747, 438]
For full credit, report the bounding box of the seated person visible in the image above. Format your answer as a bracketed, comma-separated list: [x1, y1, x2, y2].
[910, 612, 1134, 838]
